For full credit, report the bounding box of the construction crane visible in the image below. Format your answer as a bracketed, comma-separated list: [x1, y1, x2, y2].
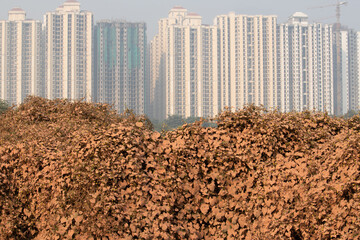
[308, 1, 348, 115]
[308, 1, 347, 26]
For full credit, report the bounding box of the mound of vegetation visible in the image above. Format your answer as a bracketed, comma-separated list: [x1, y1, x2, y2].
[0, 97, 359, 239]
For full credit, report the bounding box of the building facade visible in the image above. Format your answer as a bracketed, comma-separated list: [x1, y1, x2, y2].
[0, 8, 44, 105]
[278, 12, 334, 114]
[354, 31, 360, 112]
[150, 7, 219, 120]
[94, 20, 146, 115]
[44, 0, 93, 101]
[215, 13, 278, 111]
[149, 18, 168, 120]
[347, 30, 360, 113]
[334, 29, 360, 115]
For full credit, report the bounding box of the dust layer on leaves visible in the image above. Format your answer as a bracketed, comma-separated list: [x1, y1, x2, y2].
[0, 98, 360, 239]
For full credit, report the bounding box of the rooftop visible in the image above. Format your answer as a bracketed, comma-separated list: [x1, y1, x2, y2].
[172, 6, 186, 10]
[291, 12, 308, 18]
[188, 12, 200, 16]
[10, 7, 25, 12]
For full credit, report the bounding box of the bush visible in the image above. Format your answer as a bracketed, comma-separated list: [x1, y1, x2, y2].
[0, 97, 359, 239]
[0, 99, 9, 114]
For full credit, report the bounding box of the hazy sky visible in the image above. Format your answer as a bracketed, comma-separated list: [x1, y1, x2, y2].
[2, 0, 359, 39]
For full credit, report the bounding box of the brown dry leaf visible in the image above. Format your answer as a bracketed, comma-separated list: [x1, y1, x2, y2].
[200, 204, 210, 215]
[135, 122, 144, 128]
[23, 209, 31, 217]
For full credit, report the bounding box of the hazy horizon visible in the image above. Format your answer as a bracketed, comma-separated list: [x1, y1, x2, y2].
[2, 0, 359, 39]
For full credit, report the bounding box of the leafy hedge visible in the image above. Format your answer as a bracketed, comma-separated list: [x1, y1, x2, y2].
[0, 97, 359, 239]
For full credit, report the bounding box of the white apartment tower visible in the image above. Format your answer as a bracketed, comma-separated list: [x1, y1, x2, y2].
[150, 7, 219, 120]
[347, 30, 360, 112]
[348, 30, 355, 112]
[44, 0, 93, 101]
[94, 21, 147, 115]
[278, 13, 334, 114]
[355, 31, 360, 112]
[0, 8, 44, 105]
[334, 29, 360, 115]
[215, 13, 278, 111]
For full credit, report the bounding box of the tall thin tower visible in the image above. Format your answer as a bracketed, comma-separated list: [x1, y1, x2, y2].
[308, 1, 348, 115]
[44, 0, 93, 102]
[150, 7, 219, 120]
[94, 20, 147, 115]
[334, 1, 348, 115]
[0, 8, 44, 105]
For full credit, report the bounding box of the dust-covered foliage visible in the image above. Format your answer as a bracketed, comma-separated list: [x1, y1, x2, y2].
[0, 97, 359, 239]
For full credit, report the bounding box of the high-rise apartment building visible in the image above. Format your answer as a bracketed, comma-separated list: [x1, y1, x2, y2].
[0, 8, 44, 105]
[334, 29, 360, 115]
[353, 31, 360, 112]
[347, 30, 360, 113]
[278, 13, 334, 114]
[94, 20, 146, 115]
[150, 7, 219, 120]
[44, 0, 93, 101]
[149, 18, 168, 119]
[215, 13, 278, 111]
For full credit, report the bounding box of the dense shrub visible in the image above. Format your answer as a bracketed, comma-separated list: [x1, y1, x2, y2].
[0, 97, 359, 239]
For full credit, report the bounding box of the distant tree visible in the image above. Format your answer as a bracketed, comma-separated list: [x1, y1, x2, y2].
[343, 110, 359, 119]
[150, 115, 216, 132]
[148, 118, 160, 132]
[0, 99, 9, 114]
[184, 116, 201, 124]
[201, 121, 218, 128]
[163, 115, 184, 131]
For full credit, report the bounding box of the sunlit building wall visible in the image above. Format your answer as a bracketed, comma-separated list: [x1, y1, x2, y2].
[0, 8, 44, 105]
[150, 7, 219, 120]
[278, 12, 334, 114]
[215, 13, 278, 112]
[44, 0, 93, 101]
[333, 28, 360, 115]
[348, 30, 360, 112]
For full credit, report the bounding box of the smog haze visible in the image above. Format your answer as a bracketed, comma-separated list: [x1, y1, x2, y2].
[2, 0, 359, 39]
